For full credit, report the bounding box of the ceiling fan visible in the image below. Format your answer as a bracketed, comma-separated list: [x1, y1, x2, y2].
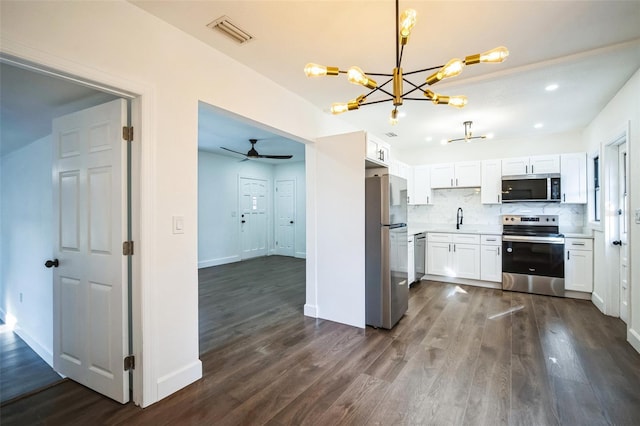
[221, 139, 293, 160]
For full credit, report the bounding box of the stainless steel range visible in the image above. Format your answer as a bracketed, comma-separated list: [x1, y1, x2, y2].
[502, 214, 565, 297]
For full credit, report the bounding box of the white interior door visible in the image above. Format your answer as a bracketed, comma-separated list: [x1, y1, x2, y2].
[275, 179, 295, 257]
[52, 99, 129, 403]
[240, 177, 268, 260]
[618, 143, 629, 323]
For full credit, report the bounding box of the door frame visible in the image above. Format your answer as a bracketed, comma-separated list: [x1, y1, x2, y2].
[0, 50, 149, 406]
[602, 121, 631, 320]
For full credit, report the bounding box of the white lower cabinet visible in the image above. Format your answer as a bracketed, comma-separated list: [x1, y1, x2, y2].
[480, 235, 502, 282]
[565, 238, 593, 292]
[408, 234, 415, 283]
[427, 233, 480, 280]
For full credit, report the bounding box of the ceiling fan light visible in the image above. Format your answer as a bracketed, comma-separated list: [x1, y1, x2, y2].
[304, 63, 339, 77]
[347, 66, 378, 89]
[399, 9, 417, 45]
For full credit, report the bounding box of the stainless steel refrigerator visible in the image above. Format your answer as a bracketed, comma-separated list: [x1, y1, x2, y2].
[365, 174, 409, 329]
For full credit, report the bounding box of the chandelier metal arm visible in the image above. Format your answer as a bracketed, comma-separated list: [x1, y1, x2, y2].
[360, 98, 395, 106]
[403, 65, 444, 76]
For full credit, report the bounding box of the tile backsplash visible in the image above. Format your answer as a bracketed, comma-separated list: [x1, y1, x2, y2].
[409, 187, 585, 231]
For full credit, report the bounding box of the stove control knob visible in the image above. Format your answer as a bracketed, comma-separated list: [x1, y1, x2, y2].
[507, 247, 513, 253]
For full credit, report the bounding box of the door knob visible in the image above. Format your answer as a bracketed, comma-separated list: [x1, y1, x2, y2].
[289, 221, 294, 224]
[241, 220, 246, 224]
[45, 259, 59, 268]
[612, 240, 622, 246]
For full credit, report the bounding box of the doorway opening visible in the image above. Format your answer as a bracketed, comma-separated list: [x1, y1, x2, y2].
[196, 101, 307, 355]
[0, 59, 137, 404]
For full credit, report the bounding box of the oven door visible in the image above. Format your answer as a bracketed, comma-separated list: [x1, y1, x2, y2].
[502, 235, 564, 277]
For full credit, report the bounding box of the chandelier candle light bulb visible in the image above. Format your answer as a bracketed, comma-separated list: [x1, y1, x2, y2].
[303, 0, 508, 123]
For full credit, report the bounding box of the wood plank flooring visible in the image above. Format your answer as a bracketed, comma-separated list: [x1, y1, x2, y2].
[0, 321, 63, 404]
[2, 255, 639, 425]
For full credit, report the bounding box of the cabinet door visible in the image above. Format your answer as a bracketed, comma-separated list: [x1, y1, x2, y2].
[502, 157, 529, 176]
[454, 161, 481, 187]
[427, 241, 451, 276]
[453, 243, 480, 279]
[412, 165, 432, 204]
[430, 163, 454, 188]
[481, 159, 502, 204]
[530, 155, 560, 174]
[565, 249, 593, 292]
[366, 138, 379, 160]
[480, 245, 502, 282]
[561, 153, 587, 204]
[379, 143, 390, 165]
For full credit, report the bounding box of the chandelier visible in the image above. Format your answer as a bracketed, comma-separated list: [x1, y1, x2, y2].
[447, 121, 488, 143]
[303, 0, 509, 125]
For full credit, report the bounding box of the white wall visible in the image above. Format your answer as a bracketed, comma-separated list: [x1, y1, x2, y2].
[0, 0, 359, 406]
[0, 135, 54, 365]
[582, 68, 640, 352]
[396, 129, 584, 165]
[198, 151, 306, 267]
[306, 132, 366, 328]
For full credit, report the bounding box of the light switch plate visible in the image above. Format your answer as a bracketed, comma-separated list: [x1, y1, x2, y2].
[635, 209, 640, 224]
[172, 216, 184, 234]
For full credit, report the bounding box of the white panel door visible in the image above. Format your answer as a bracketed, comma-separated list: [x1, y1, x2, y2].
[454, 161, 481, 187]
[240, 177, 268, 260]
[481, 159, 502, 204]
[427, 241, 451, 276]
[430, 163, 454, 188]
[275, 179, 295, 257]
[561, 153, 587, 203]
[52, 99, 129, 403]
[618, 144, 629, 323]
[480, 245, 502, 282]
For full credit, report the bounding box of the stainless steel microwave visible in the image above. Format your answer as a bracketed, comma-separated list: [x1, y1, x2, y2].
[501, 174, 561, 202]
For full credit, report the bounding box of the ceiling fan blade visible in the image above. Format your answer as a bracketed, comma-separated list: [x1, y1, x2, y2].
[259, 154, 293, 159]
[221, 147, 248, 157]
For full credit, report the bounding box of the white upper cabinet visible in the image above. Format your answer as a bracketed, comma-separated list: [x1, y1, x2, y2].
[411, 165, 432, 205]
[366, 134, 391, 166]
[481, 159, 502, 204]
[560, 152, 587, 204]
[430, 161, 480, 188]
[502, 154, 560, 176]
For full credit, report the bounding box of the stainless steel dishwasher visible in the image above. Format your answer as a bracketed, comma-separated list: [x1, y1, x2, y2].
[414, 232, 426, 282]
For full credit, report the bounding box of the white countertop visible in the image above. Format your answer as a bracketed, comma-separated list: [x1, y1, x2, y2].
[408, 223, 594, 239]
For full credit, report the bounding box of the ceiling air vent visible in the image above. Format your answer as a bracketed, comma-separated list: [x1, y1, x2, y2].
[207, 16, 254, 45]
[385, 132, 398, 137]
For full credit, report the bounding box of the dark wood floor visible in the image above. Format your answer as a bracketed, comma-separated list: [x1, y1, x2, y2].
[2, 255, 640, 425]
[0, 320, 63, 404]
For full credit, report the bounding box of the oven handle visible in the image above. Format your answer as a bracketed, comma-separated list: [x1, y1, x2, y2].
[502, 235, 565, 244]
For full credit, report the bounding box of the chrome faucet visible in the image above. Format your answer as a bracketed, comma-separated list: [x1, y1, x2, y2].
[456, 207, 463, 230]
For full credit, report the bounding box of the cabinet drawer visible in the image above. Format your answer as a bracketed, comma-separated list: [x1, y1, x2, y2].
[566, 238, 593, 251]
[453, 234, 480, 244]
[428, 233, 451, 243]
[481, 235, 502, 246]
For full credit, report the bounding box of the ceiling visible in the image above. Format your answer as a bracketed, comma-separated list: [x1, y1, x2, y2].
[132, 0, 640, 156]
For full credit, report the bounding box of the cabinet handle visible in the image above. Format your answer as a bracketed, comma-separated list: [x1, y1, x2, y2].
[456, 178, 459, 186]
[450, 178, 453, 187]
[531, 165, 534, 174]
[449, 243, 451, 252]
[486, 238, 496, 241]
[427, 196, 430, 204]
[453, 244, 456, 252]
[407, 196, 410, 204]
[563, 194, 566, 202]
[567, 251, 570, 260]
[571, 242, 585, 246]
[526, 165, 528, 174]
[498, 195, 500, 203]
[497, 247, 500, 256]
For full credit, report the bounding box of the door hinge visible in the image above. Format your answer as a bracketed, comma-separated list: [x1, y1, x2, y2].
[123, 241, 134, 256]
[122, 126, 134, 142]
[124, 355, 135, 371]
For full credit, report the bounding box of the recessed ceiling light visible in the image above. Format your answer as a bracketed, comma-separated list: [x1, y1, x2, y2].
[545, 84, 559, 91]
[440, 139, 448, 145]
[425, 136, 432, 142]
[534, 123, 544, 129]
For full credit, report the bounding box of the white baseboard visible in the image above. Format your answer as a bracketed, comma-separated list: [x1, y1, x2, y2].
[14, 326, 55, 368]
[156, 359, 202, 402]
[628, 328, 640, 354]
[295, 251, 306, 259]
[304, 304, 317, 317]
[591, 291, 606, 313]
[198, 255, 240, 269]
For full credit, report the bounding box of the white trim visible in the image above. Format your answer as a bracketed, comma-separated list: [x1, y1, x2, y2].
[304, 304, 318, 317]
[592, 290, 606, 313]
[295, 251, 307, 259]
[14, 328, 58, 370]
[628, 328, 640, 354]
[0, 37, 158, 407]
[156, 360, 202, 402]
[198, 255, 241, 268]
